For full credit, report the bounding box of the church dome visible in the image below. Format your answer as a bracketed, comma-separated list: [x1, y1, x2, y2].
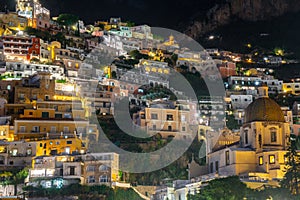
[244, 97, 285, 123]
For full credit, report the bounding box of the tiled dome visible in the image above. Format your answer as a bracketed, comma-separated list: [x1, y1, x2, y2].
[244, 97, 285, 123]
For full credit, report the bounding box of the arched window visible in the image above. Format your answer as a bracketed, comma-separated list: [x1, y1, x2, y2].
[99, 165, 109, 171]
[270, 128, 277, 143]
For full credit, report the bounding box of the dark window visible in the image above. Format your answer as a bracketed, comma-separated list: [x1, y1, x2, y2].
[245, 130, 248, 145]
[225, 151, 230, 165]
[168, 126, 172, 131]
[151, 113, 158, 119]
[210, 162, 213, 173]
[67, 141, 72, 144]
[152, 125, 156, 130]
[215, 161, 219, 172]
[70, 166, 75, 175]
[271, 131, 277, 143]
[42, 112, 49, 119]
[55, 114, 62, 119]
[258, 134, 262, 148]
[166, 114, 173, 121]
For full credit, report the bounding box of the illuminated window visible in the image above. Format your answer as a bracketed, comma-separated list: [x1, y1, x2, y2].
[259, 156, 263, 165]
[12, 149, 18, 156]
[269, 155, 275, 164]
[0, 131, 5, 136]
[27, 148, 32, 156]
[284, 155, 288, 164]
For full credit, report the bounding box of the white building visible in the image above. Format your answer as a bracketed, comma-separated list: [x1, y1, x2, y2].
[5, 61, 65, 79]
[230, 95, 253, 110]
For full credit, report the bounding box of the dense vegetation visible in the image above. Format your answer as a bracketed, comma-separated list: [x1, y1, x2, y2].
[24, 184, 143, 200]
[188, 176, 300, 200]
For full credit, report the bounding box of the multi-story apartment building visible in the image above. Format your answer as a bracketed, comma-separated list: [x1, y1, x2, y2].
[14, 105, 98, 147]
[131, 25, 153, 40]
[134, 101, 194, 138]
[228, 76, 262, 90]
[0, 140, 37, 169]
[261, 76, 283, 94]
[0, 12, 28, 33]
[81, 153, 119, 186]
[16, 0, 50, 28]
[2, 35, 41, 62]
[6, 62, 65, 80]
[14, 72, 55, 103]
[229, 95, 253, 110]
[283, 82, 300, 95]
[29, 155, 82, 188]
[198, 96, 225, 128]
[29, 153, 119, 188]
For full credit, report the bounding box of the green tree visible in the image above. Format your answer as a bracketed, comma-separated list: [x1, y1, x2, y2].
[190, 176, 248, 200]
[57, 14, 79, 28]
[281, 135, 300, 195]
[0, 168, 29, 195]
[126, 21, 135, 27]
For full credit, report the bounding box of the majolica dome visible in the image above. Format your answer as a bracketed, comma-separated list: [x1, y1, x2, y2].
[244, 97, 285, 123]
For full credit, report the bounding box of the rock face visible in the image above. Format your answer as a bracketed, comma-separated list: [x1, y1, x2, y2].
[185, 0, 300, 38]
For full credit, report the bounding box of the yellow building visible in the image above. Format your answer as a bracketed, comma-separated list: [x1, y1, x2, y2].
[14, 72, 55, 104]
[283, 82, 300, 95]
[0, 12, 28, 33]
[34, 137, 86, 156]
[0, 125, 14, 142]
[134, 101, 191, 138]
[207, 86, 291, 185]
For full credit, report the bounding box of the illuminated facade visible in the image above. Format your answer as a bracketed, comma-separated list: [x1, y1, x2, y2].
[207, 87, 291, 185]
[14, 72, 55, 103]
[283, 82, 300, 95]
[0, 12, 28, 34]
[134, 101, 195, 138]
[6, 62, 65, 80]
[2, 35, 40, 62]
[16, 0, 50, 29]
[81, 153, 120, 186]
[29, 153, 119, 188]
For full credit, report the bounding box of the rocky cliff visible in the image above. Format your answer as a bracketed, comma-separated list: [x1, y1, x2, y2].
[185, 0, 300, 38]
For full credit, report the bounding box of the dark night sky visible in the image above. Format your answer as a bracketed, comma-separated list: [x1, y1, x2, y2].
[0, 0, 220, 28]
